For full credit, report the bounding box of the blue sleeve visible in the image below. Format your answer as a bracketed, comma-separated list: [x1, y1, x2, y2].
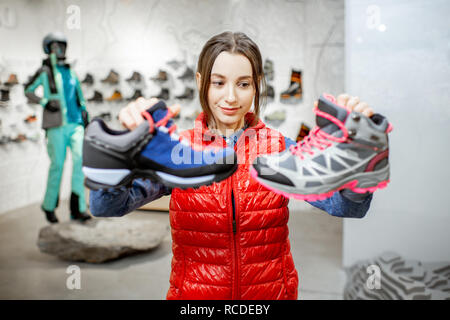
[89, 179, 172, 217]
[283, 136, 372, 218]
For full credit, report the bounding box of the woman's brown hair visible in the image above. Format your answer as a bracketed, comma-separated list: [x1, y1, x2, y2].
[196, 31, 267, 128]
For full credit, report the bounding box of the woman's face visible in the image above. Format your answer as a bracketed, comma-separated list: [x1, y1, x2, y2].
[201, 51, 256, 133]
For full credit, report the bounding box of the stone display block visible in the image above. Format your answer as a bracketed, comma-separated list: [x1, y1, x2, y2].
[37, 217, 169, 263]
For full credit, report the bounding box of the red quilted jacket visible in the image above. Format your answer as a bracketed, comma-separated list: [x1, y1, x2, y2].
[166, 112, 299, 300]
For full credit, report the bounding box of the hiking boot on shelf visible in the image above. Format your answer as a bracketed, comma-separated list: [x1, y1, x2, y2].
[264, 109, 286, 127]
[167, 59, 184, 70]
[11, 134, 27, 143]
[280, 69, 303, 103]
[127, 89, 144, 101]
[150, 70, 168, 82]
[1, 88, 10, 102]
[88, 90, 103, 103]
[82, 100, 237, 190]
[106, 90, 123, 102]
[262, 84, 275, 100]
[178, 67, 194, 81]
[82, 73, 94, 86]
[251, 93, 393, 201]
[24, 114, 37, 123]
[175, 87, 194, 100]
[126, 71, 143, 83]
[101, 70, 120, 85]
[5, 74, 19, 86]
[296, 123, 311, 142]
[152, 88, 169, 101]
[264, 59, 274, 81]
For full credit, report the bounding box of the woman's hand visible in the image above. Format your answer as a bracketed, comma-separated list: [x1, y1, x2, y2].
[314, 93, 374, 118]
[118, 97, 180, 130]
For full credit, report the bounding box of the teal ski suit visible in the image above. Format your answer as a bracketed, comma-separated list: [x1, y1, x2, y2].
[24, 53, 88, 213]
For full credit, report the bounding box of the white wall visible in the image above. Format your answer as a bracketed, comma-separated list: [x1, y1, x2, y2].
[343, 0, 450, 265]
[0, 0, 344, 214]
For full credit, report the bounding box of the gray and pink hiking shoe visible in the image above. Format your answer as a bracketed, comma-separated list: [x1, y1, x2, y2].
[250, 93, 393, 201]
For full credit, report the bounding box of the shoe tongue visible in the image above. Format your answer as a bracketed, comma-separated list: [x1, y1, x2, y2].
[316, 94, 349, 134]
[146, 100, 172, 126]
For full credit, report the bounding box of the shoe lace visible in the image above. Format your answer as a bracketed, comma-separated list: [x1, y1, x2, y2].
[289, 105, 349, 160]
[141, 109, 177, 136]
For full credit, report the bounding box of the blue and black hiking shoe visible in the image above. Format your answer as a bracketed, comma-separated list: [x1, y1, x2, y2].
[82, 101, 237, 190]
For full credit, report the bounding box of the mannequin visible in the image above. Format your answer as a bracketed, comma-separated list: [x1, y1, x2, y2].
[24, 32, 90, 223]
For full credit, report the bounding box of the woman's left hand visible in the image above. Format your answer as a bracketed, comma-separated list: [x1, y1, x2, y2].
[314, 93, 374, 118]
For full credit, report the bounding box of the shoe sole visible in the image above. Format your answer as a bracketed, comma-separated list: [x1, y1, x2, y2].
[83, 163, 238, 191]
[249, 165, 390, 201]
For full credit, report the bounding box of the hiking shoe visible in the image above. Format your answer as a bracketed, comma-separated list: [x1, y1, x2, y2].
[101, 70, 119, 85]
[175, 87, 194, 100]
[82, 101, 237, 190]
[88, 90, 103, 103]
[5, 74, 19, 86]
[127, 89, 144, 101]
[264, 59, 274, 81]
[126, 71, 143, 83]
[251, 93, 392, 201]
[152, 88, 169, 101]
[150, 70, 168, 82]
[82, 73, 94, 85]
[264, 109, 286, 126]
[178, 67, 194, 81]
[106, 90, 123, 102]
[280, 69, 302, 103]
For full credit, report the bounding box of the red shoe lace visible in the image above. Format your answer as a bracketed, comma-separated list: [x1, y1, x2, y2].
[289, 105, 349, 160]
[141, 109, 177, 135]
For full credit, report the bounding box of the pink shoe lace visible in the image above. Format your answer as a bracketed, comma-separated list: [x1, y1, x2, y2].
[141, 109, 177, 135]
[289, 105, 349, 160]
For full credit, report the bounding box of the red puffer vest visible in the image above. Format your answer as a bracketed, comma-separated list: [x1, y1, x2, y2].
[167, 112, 299, 300]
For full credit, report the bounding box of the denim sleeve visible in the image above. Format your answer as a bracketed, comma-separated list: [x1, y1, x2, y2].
[283, 136, 372, 218]
[89, 179, 172, 217]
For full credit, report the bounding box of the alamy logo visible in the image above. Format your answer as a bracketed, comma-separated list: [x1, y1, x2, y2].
[366, 264, 381, 290]
[66, 265, 81, 290]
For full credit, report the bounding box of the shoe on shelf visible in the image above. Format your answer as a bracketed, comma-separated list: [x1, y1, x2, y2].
[150, 70, 168, 82]
[264, 109, 286, 126]
[296, 123, 311, 142]
[1, 88, 10, 102]
[177, 67, 194, 81]
[264, 59, 274, 81]
[106, 90, 123, 102]
[82, 73, 94, 85]
[175, 87, 194, 100]
[127, 89, 144, 101]
[280, 69, 302, 103]
[101, 70, 119, 85]
[262, 84, 274, 100]
[152, 88, 169, 101]
[251, 93, 393, 201]
[88, 90, 103, 103]
[167, 59, 185, 70]
[5, 74, 19, 86]
[126, 71, 143, 83]
[24, 114, 37, 123]
[82, 101, 237, 190]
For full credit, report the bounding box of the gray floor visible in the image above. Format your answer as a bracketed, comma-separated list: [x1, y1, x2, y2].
[0, 200, 345, 300]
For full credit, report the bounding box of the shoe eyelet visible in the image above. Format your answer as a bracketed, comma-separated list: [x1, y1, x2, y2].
[351, 114, 360, 122]
[348, 129, 357, 137]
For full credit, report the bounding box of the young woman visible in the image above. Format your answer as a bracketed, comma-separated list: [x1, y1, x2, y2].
[90, 31, 375, 300]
